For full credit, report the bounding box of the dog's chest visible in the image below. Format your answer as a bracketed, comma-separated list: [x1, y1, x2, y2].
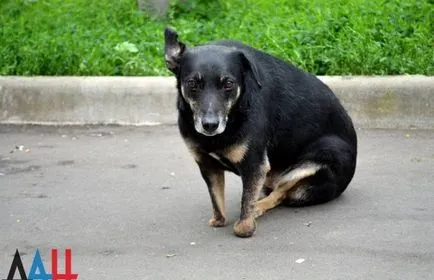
[208, 151, 239, 174]
[209, 152, 232, 167]
[209, 142, 248, 164]
[184, 137, 248, 174]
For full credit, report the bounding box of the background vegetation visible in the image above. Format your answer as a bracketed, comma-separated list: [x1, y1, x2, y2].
[0, 0, 432, 76]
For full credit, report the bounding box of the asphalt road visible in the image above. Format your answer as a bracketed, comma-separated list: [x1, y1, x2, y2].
[0, 125, 433, 280]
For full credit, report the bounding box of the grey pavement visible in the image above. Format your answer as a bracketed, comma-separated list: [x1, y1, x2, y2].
[0, 125, 433, 279]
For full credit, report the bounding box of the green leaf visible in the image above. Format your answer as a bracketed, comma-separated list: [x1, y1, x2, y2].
[114, 41, 139, 53]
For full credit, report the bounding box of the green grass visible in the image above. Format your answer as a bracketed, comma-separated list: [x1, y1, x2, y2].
[0, 0, 432, 76]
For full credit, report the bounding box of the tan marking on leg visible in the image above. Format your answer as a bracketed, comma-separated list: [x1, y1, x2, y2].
[262, 154, 271, 174]
[253, 191, 286, 218]
[183, 139, 201, 162]
[279, 163, 322, 185]
[250, 154, 271, 205]
[253, 163, 322, 218]
[209, 217, 226, 227]
[223, 142, 249, 164]
[208, 171, 226, 227]
[290, 185, 308, 200]
[264, 171, 279, 190]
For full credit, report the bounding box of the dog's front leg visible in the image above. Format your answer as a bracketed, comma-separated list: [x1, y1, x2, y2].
[184, 140, 226, 227]
[234, 155, 270, 238]
[198, 160, 226, 227]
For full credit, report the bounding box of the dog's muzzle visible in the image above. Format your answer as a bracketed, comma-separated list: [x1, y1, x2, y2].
[194, 114, 227, 136]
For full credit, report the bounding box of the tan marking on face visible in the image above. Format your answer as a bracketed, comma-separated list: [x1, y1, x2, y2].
[183, 138, 201, 162]
[181, 86, 198, 112]
[189, 100, 198, 112]
[235, 86, 241, 100]
[181, 85, 186, 99]
[226, 100, 233, 111]
[223, 142, 249, 164]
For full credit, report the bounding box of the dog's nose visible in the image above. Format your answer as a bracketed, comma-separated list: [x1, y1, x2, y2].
[202, 117, 219, 132]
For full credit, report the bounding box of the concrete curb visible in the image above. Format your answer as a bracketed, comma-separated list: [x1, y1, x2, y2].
[0, 75, 433, 129]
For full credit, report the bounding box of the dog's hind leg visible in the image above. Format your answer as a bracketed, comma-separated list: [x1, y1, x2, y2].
[255, 135, 357, 215]
[259, 171, 279, 198]
[253, 163, 322, 218]
[283, 135, 357, 207]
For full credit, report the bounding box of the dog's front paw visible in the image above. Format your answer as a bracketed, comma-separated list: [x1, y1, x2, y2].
[208, 216, 226, 227]
[233, 217, 256, 238]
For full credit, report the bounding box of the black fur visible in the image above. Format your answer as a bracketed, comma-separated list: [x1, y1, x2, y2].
[164, 28, 357, 237]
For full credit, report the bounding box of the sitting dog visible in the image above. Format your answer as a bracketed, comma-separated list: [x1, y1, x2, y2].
[164, 27, 357, 238]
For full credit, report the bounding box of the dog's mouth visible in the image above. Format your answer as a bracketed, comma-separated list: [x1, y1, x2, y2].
[193, 115, 228, 136]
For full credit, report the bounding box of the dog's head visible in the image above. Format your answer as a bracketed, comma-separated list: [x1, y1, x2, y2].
[164, 28, 261, 136]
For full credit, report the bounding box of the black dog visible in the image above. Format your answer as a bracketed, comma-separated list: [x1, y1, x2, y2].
[164, 28, 357, 238]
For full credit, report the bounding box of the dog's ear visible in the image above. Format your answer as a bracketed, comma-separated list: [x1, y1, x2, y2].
[239, 52, 262, 88]
[164, 27, 186, 74]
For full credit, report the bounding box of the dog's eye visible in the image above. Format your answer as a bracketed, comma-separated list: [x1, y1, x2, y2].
[223, 79, 234, 91]
[187, 79, 199, 91]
